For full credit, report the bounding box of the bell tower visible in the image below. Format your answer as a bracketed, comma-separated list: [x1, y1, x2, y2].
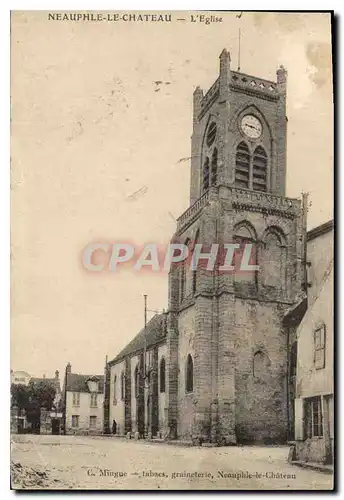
[166, 49, 305, 445]
[190, 49, 288, 205]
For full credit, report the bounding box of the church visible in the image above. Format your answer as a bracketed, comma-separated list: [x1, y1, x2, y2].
[104, 49, 307, 445]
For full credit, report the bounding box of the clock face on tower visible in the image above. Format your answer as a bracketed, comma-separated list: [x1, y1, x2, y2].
[241, 115, 262, 139]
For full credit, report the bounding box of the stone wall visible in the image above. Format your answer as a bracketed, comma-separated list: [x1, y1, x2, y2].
[177, 307, 196, 440]
[170, 182, 303, 444]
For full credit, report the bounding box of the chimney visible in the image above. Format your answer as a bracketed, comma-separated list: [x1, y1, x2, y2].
[55, 370, 59, 379]
[66, 362, 71, 374]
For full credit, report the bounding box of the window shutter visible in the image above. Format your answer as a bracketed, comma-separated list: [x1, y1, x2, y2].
[252, 146, 267, 192]
[294, 398, 304, 440]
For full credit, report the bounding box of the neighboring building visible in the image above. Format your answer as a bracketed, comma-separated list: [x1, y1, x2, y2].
[290, 220, 334, 464]
[11, 370, 31, 386]
[105, 49, 309, 445]
[63, 363, 104, 435]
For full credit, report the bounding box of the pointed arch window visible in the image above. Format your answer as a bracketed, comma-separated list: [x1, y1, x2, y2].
[253, 350, 270, 379]
[192, 231, 199, 295]
[160, 358, 166, 393]
[120, 372, 125, 401]
[262, 229, 286, 290]
[186, 354, 194, 393]
[180, 263, 186, 302]
[211, 148, 218, 186]
[202, 157, 210, 193]
[134, 364, 139, 398]
[202, 121, 218, 193]
[206, 122, 217, 147]
[235, 142, 250, 189]
[290, 342, 297, 378]
[113, 376, 117, 403]
[192, 266, 197, 294]
[253, 146, 267, 192]
[180, 238, 189, 302]
[233, 223, 257, 285]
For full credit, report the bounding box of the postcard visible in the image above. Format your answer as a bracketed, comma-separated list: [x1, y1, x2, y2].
[10, 10, 334, 490]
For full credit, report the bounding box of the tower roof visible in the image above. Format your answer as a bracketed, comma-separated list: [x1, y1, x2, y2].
[65, 373, 104, 393]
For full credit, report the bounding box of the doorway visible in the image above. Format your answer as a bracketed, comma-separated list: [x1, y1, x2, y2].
[51, 418, 60, 435]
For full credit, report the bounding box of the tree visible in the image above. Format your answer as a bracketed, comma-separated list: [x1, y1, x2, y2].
[11, 383, 30, 410]
[29, 380, 56, 411]
[11, 380, 56, 429]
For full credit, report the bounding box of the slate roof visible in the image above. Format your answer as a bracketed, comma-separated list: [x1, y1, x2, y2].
[109, 314, 167, 365]
[307, 219, 334, 241]
[66, 374, 104, 393]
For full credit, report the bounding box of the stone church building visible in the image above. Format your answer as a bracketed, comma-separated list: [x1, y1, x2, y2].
[104, 49, 307, 445]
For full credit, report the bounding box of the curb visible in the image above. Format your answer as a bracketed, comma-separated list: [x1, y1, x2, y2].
[291, 460, 334, 475]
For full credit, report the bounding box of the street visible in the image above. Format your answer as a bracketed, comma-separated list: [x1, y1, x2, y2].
[11, 434, 333, 491]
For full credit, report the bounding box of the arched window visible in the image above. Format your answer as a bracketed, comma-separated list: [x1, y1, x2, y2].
[192, 231, 199, 294]
[192, 265, 197, 294]
[180, 262, 186, 303]
[202, 157, 210, 193]
[253, 350, 270, 379]
[186, 354, 194, 393]
[252, 146, 267, 192]
[180, 238, 190, 302]
[160, 358, 166, 393]
[290, 342, 297, 378]
[206, 122, 217, 147]
[233, 223, 257, 285]
[113, 376, 117, 403]
[262, 229, 286, 289]
[235, 142, 250, 189]
[120, 372, 125, 401]
[134, 364, 139, 398]
[211, 148, 218, 186]
[202, 121, 217, 193]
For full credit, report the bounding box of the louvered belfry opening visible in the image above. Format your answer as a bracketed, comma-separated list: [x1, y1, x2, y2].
[252, 146, 267, 191]
[206, 122, 217, 146]
[235, 142, 250, 189]
[202, 122, 218, 194]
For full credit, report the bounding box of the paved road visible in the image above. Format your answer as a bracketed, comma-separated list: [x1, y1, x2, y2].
[11, 434, 333, 491]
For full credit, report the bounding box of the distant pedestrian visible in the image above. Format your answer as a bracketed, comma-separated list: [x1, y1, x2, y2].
[112, 420, 117, 435]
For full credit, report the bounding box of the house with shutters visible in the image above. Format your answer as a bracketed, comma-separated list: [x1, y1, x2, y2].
[62, 363, 104, 435]
[287, 220, 334, 465]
